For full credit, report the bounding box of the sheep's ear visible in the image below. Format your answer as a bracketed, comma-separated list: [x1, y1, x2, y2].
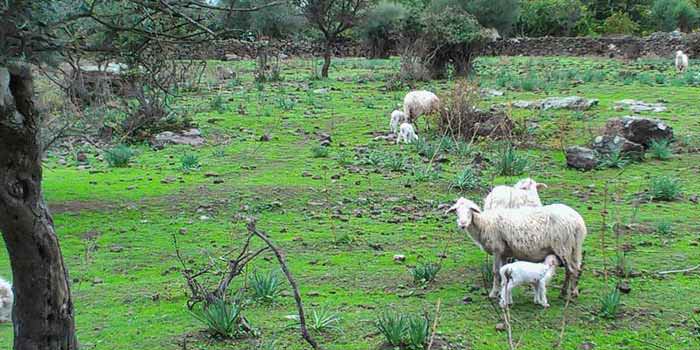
[469, 206, 481, 214]
[536, 183, 548, 189]
[445, 204, 459, 214]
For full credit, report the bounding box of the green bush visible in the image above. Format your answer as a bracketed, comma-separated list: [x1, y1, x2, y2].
[215, 0, 306, 39]
[494, 146, 529, 176]
[181, 153, 201, 171]
[411, 261, 442, 286]
[517, 0, 588, 37]
[375, 311, 431, 349]
[288, 307, 341, 333]
[651, 0, 699, 32]
[599, 287, 621, 319]
[649, 175, 682, 201]
[105, 145, 135, 168]
[648, 139, 673, 160]
[190, 298, 247, 338]
[311, 145, 330, 158]
[358, 1, 408, 58]
[603, 11, 640, 34]
[250, 270, 283, 303]
[452, 167, 481, 191]
[463, 0, 519, 35]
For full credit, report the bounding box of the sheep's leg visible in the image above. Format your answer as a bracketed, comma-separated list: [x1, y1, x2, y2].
[499, 278, 508, 308]
[490, 255, 504, 299]
[560, 269, 571, 299]
[538, 280, 549, 307]
[533, 283, 540, 305]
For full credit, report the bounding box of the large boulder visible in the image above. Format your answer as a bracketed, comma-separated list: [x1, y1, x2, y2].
[565, 146, 599, 171]
[152, 128, 205, 148]
[591, 135, 645, 161]
[604, 116, 673, 148]
[614, 99, 667, 113]
[541, 96, 599, 110]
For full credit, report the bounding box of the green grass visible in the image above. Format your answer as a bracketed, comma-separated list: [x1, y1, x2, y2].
[3, 56, 700, 349]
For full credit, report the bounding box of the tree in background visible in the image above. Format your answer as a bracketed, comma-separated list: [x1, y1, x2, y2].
[603, 11, 640, 34]
[296, 0, 369, 78]
[358, 1, 408, 58]
[464, 0, 520, 36]
[651, 0, 699, 32]
[216, 0, 306, 39]
[517, 0, 589, 37]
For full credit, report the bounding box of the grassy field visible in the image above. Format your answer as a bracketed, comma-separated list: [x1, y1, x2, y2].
[1, 56, 700, 350]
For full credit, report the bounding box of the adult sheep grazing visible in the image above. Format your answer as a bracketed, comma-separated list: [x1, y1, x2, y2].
[483, 178, 547, 210]
[403, 90, 440, 124]
[390, 110, 406, 134]
[675, 50, 689, 73]
[446, 197, 587, 299]
[0, 277, 12, 323]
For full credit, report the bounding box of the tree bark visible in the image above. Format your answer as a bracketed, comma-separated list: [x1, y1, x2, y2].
[321, 40, 333, 78]
[0, 64, 77, 350]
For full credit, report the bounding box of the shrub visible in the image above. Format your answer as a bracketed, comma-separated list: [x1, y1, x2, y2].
[181, 153, 201, 171]
[651, 0, 699, 32]
[376, 311, 406, 347]
[190, 298, 247, 338]
[603, 11, 640, 34]
[517, 0, 588, 37]
[599, 287, 621, 319]
[656, 220, 674, 235]
[494, 146, 529, 176]
[437, 80, 485, 140]
[648, 139, 673, 160]
[250, 270, 283, 303]
[375, 311, 431, 349]
[289, 307, 341, 333]
[104, 144, 134, 168]
[649, 175, 682, 201]
[452, 167, 481, 191]
[311, 145, 330, 158]
[411, 261, 442, 286]
[463, 0, 519, 35]
[358, 1, 408, 58]
[215, 0, 306, 40]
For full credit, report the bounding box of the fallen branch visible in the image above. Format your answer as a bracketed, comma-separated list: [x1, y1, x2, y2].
[502, 305, 516, 350]
[427, 299, 442, 350]
[247, 219, 322, 350]
[657, 264, 700, 275]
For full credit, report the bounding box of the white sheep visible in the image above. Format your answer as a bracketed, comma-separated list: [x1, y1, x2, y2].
[483, 178, 546, 210]
[403, 90, 440, 124]
[0, 277, 12, 323]
[675, 50, 689, 73]
[499, 255, 559, 308]
[390, 110, 406, 134]
[446, 197, 587, 299]
[396, 122, 418, 144]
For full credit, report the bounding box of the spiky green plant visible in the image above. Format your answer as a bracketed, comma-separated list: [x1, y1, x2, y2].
[406, 314, 431, 350]
[599, 287, 621, 319]
[376, 311, 407, 347]
[181, 153, 201, 171]
[190, 298, 247, 338]
[250, 270, 283, 303]
[289, 307, 342, 334]
[649, 175, 682, 201]
[494, 146, 528, 176]
[411, 261, 441, 286]
[104, 145, 134, 168]
[452, 167, 481, 191]
[648, 139, 673, 160]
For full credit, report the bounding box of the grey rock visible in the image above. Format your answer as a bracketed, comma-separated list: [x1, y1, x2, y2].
[541, 96, 598, 110]
[615, 99, 667, 113]
[152, 128, 205, 147]
[591, 135, 645, 161]
[565, 146, 599, 171]
[604, 116, 673, 148]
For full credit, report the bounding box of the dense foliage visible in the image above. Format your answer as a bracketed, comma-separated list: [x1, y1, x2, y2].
[517, 0, 589, 37]
[650, 0, 700, 32]
[358, 1, 409, 58]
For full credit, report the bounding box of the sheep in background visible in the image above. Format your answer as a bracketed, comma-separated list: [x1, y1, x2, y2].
[403, 90, 440, 124]
[483, 178, 546, 210]
[500, 254, 559, 308]
[396, 123, 418, 144]
[390, 110, 406, 134]
[0, 277, 12, 323]
[676, 50, 689, 73]
[446, 197, 587, 299]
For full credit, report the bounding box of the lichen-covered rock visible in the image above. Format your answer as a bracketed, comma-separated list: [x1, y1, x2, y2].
[604, 116, 673, 148]
[152, 128, 205, 148]
[512, 96, 598, 110]
[591, 135, 645, 161]
[614, 99, 667, 113]
[565, 146, 599, 171]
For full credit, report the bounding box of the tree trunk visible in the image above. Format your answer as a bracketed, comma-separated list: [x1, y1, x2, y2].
[0, 65, 77, 350]
[321, 40, 333, 78]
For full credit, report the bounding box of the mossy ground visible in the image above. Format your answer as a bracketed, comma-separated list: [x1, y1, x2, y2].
[1, 56, 700, 349]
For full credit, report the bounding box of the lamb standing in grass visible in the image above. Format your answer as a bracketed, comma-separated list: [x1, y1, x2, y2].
[0, 277, 12, 323]
[390, 110, 406, 134]
[483, 178, 547, 210]
[499, 255, 559, 308]
[676, 50, 689, 73]
[446, 197, 587, 299]
[403, 90, 440, 124]
[396, 123, 418, 144]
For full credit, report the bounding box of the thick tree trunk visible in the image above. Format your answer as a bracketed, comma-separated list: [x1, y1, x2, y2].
[321, 40, 332, 78]
[0, 65, 77, 350]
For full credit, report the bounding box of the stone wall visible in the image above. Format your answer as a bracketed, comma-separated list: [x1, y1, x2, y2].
[179, 39, 363, 60]
[481, 32, 700, 59]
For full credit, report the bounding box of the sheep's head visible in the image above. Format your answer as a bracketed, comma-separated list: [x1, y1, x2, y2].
[544, 255, 560, 268]
[445, 197, 481, 230]
[676, 50, 684, 57]
[514, 178, 547, 192]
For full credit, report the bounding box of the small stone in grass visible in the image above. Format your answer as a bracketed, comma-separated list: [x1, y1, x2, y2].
[495, 322, 506, 332]
[393, 254, 406, 263]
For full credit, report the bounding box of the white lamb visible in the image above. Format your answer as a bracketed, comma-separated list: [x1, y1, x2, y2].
[483, 178, 546, 210]
[396, 122, 418, 144]
[0, 277, 12, 323]
[499, 255, 559, 308]
[446, 197, 587, 299]
[403, 90, 440, 124]
[675, 50, 689, 73]
[390, 110, 406, 134]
